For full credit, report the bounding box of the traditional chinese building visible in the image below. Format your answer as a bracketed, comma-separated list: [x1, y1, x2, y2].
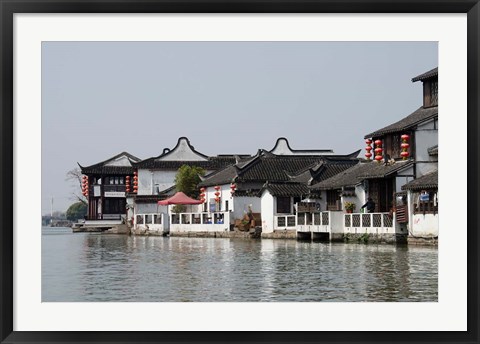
[78, 152, 141, 222]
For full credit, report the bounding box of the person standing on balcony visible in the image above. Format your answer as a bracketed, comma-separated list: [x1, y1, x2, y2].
[361, 198, 376, 213]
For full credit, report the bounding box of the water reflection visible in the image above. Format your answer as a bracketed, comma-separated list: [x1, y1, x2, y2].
[42, 230, 437, 302]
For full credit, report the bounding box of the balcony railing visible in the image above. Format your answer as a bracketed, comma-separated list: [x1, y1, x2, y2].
[275, 215, 296, 229]
[343, 212, 395, 234]
[170, 212, 228, 225]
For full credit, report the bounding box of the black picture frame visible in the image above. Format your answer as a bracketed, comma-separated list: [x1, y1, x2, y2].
[1, 1, 479, 343]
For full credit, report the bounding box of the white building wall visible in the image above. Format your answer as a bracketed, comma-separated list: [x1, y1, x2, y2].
[339, 184, 365, 211]
[316, 191, 328, 212]
[159, 138, 208, 161]
[395, 165, 415, 193]
[329, 211, 347, 234]
[414, 119, 438, 178]
[411, 214, 439, 237]
[138, 169, 215, 195]
[416, 162, 438, 177]
[415, 120, 437, 161]
[260, 192, 275, 233]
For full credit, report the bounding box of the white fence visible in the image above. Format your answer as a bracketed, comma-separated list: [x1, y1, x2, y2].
[343, 212, 397, 234]
[296, 211, 331, 233]
[135, 213, 165, 232]
[274, 215, 296, 230]
[170, 212, 231, 232]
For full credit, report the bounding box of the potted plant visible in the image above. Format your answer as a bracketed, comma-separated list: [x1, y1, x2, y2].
[344, 201, 356, 213]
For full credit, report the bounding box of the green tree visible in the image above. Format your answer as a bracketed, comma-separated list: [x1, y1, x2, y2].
[174, 165, 205, 198]
[66, 202, 87, 221]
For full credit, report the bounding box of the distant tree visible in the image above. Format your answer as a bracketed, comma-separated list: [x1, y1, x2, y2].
[66, 167, 87, 204]
[66, 202, 87, 221]
[174, 165, 205, 198]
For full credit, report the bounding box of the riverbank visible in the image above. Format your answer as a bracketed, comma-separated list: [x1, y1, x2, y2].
[71, 225, 434, 246]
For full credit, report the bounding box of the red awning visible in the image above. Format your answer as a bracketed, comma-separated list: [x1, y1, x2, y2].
[157, 192, 203, 205]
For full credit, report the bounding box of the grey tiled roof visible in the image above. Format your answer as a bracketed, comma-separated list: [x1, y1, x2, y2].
[259, 182, 312, 197]
[412, 67, 438, 82]
[198, 150, 360, 187]
[364, 106, 438, 138]
[402, 171, 438, 191]
[311, 160, 413, 190]
[79, 152, 141, 175]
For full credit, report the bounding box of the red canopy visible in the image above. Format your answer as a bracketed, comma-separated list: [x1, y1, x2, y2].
[157, 192, 203, 205]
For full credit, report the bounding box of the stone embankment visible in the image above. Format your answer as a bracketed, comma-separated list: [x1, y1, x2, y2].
[72, 224, 129, 234]
[73, 225, 434, 246]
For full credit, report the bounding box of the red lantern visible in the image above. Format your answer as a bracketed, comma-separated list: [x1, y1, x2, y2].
[214, 186, 220, 191]
[365, 138, 373, 161]
[374, 139, 383, 163]
[200, 187, 206, 192]
[214, 191, 220, 197]
[400, 134, 410, 160]
[215, 197, 220, 203]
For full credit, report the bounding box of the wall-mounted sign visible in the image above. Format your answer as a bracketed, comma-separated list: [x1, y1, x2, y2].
[104, 191, 125, 198]
[93, 185, 101, 197]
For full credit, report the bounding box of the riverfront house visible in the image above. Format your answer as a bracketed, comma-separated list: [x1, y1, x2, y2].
[304, 67, 438, 242]
[197, 145, 359, 235]
[128, 137, 249, 232]
[79, 152, 141, 223]
[77, 67, 438, 244]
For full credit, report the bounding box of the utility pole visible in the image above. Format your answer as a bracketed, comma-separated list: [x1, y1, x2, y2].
[51, 197, 53, 218]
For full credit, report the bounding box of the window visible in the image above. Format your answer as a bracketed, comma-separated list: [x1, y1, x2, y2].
[276, 197, 291, 214]
[327, 190, 340, 210]
[225, 200, 229, 212]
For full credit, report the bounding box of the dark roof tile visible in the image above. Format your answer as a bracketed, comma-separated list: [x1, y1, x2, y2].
[412, 67, 438, 82]
[199, 150, 360, 187]
[402, 171, 438, 191]
[79, 152, 141, 175]
[364, 106, 438, 138]
[311, 160, 413, 190]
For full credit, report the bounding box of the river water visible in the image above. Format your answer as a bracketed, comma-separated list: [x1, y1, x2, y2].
[42, 227, 438, 302]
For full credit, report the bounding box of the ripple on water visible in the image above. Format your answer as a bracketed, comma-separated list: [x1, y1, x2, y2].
[42, 232, 438, 302]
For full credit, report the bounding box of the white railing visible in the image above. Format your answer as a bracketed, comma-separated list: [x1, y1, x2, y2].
[297, 211, 331, 233]
[343, 212, 396, 234]
[170, 212, 231, 232]
[274, 214, 296, 229]
[135, 213, 164, 232]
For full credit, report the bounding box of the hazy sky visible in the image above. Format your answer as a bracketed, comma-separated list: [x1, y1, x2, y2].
[42, 41, 437, 214]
